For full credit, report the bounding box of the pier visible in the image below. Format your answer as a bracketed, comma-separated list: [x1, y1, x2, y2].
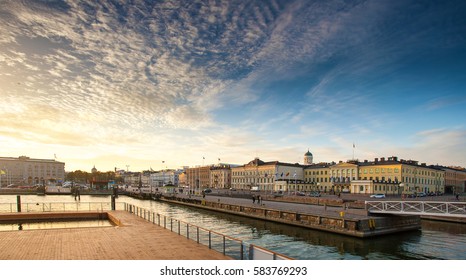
[0, 210, 232, 260]
[156, 194, 422, 238]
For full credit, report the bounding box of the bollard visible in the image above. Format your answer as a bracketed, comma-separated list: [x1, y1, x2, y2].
[111, 195, 116, 210]
[16, 195, 21, 213]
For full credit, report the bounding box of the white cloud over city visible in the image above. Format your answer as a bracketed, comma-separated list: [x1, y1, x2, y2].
[1, 0, 465, 171]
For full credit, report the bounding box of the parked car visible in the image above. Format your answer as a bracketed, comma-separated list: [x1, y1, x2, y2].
[229, 187, 236, 191]
[309, 192, 321, 197]
[273, 191, 283, 198]
[370, 193, 386, 199]
[416, 192, 427, 197]
[203, 188, 212, 193]
[294, 191, 306, 196]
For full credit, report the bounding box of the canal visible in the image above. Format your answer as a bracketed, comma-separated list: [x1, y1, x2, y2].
[1, 194, 465, 260]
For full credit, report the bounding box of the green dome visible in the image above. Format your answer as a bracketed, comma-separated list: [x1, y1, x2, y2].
[305, 150, 313, 156]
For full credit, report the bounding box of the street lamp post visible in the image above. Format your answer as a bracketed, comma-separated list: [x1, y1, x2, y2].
[399, 182, 404, 198]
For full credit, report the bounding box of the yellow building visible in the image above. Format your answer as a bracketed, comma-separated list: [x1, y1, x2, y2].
[231, 158, 303, 192]
[352, 157, 444, 195]
[442, 166, 466, 194]
[303, 163, 332, 192]
[329, 161, 359, 193]
[0, 156, 65, 187]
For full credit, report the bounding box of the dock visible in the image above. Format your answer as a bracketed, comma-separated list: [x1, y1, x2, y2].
[0, 211, 232, 260]
[157, 194, 422, 238]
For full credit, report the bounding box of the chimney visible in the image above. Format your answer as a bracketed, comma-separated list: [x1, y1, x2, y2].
[374, 158, 378, 162]
[381, 157, 385, 162]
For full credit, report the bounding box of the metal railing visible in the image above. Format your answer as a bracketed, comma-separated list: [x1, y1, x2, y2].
[0, 202, 125, 213]
[124, 203, 292, 260]
[366, 201, 466, 217]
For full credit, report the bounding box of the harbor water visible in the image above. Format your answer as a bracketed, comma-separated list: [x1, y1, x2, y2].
[1, 194, 465, 260]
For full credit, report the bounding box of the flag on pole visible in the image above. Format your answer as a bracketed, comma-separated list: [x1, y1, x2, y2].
[353, 143, 355, 148]
[286, 172, 290, 177]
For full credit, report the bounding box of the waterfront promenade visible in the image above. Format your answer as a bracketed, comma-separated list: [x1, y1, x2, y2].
[0, 210, 232, 260]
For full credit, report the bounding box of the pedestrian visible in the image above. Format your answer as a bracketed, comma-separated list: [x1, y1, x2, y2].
[456, 193, 459, 200]
[252, 194, 256, 204]
[258, 195, 261, 205]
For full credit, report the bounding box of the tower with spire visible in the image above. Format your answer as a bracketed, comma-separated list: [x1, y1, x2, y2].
[304, 149, 313, 165]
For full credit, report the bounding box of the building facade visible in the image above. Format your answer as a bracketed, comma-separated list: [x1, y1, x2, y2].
[304, 163, 332, 192]
[210, 164, 232, 189]
[351, 157, 444, 195]
[231, 158, 304, 192]
[186, 165, 211, 191]
[442, 166, 466, 194]
[149, 169, 182, 187]
[0, 156, 65, 187]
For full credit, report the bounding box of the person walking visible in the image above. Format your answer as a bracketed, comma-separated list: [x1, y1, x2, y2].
[257, 195, 261, 205]
[252, 194, 256, 204]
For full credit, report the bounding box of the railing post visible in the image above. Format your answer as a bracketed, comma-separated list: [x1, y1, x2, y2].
[197, 227, 199, 243]
[240, 241, 244, 260]
[209, 231, 212, 249]
[16, 196, 21, 213]
[186, 224, 189, 239]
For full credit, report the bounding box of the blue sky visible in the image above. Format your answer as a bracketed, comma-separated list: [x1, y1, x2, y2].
[1, 0, 465, 172]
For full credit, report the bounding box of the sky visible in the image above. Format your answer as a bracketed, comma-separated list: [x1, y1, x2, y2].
[1, 0, 466, 172]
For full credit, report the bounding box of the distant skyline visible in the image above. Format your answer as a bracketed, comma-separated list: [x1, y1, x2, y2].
[1, 0, 466, 172]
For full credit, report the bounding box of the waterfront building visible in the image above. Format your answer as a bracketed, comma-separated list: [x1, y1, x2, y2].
[353, 157, 444, 195]
[123, 172, 151, 186]
[441, 166, 466, 194]
[0, 156, 65, 187]
[178, 171, 187, 188]
[210, 164, 232, 189]
[149, 169, 182, 187]
[186, 165, 211, 191]
[274, 179, 315, 193]
[231, 158, 304, 192]
[329, 160, 359, 193]
[303, 163, 333, 192]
